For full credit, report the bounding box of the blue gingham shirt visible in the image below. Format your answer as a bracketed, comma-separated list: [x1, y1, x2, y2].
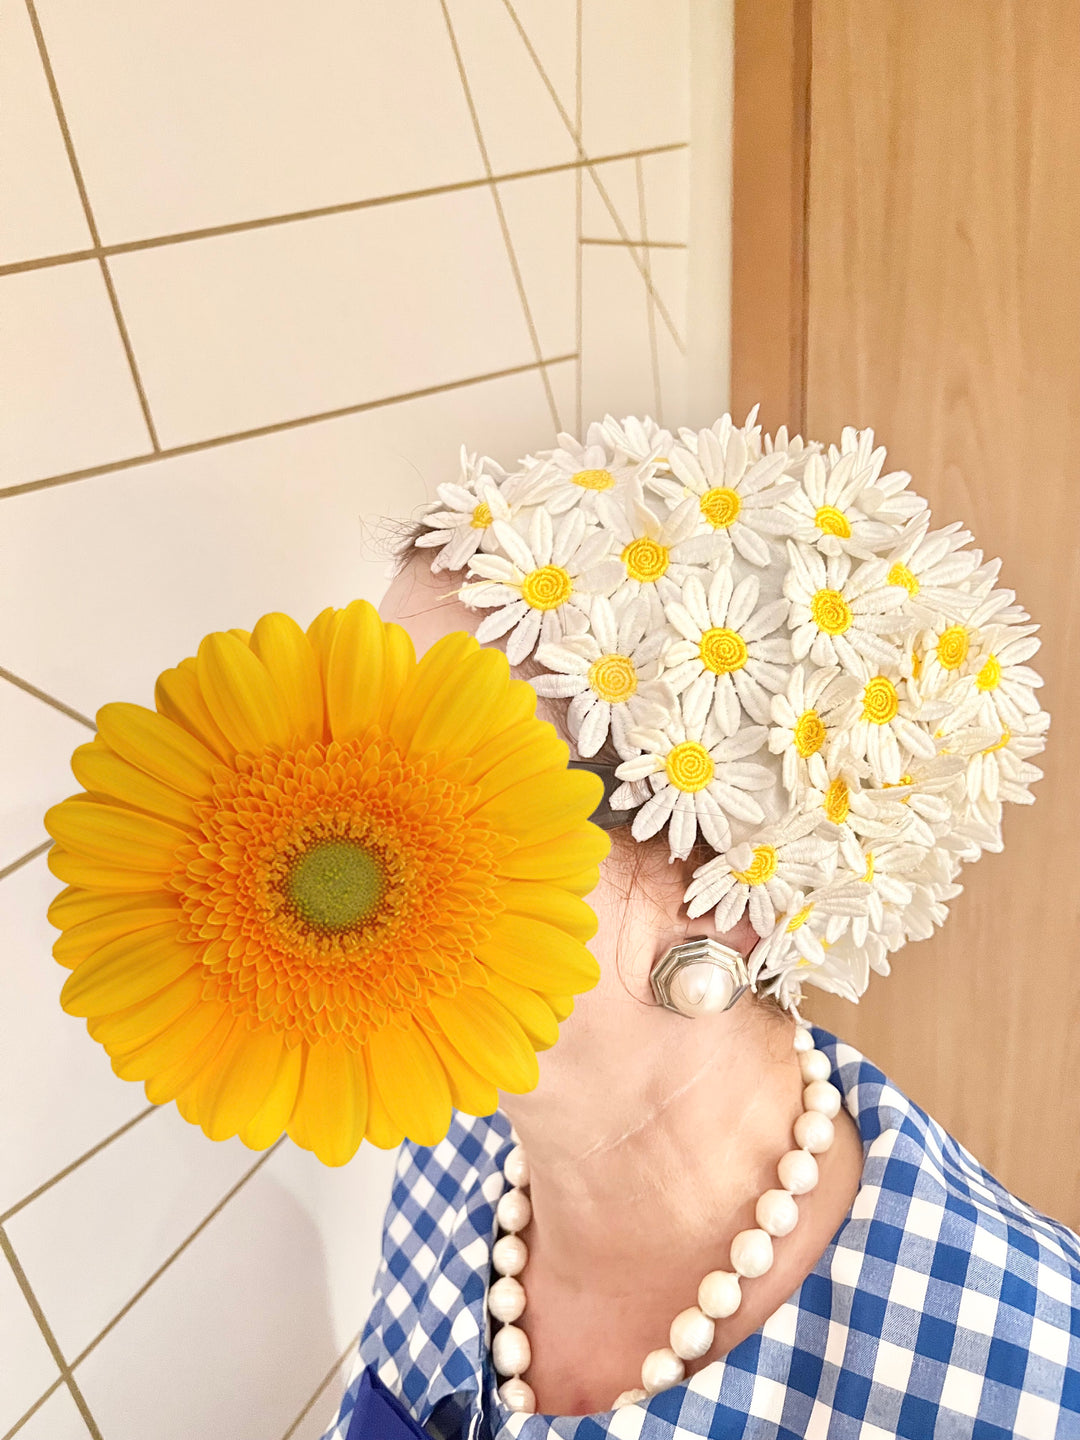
[322, 1026, 1080, 1438]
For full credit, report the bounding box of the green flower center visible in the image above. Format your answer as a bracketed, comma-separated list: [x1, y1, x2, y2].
[285, 840, 386, 931]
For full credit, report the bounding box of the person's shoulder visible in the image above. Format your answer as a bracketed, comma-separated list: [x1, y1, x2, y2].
[388, 1105, 511, 1228]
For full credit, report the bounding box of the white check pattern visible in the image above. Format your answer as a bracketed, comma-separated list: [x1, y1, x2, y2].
[321, 1027, 1080, 1439]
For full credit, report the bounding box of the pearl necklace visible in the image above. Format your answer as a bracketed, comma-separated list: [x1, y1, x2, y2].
[487, 1023, 841, 1413]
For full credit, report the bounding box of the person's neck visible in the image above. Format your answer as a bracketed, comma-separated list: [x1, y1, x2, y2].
[498, 998, 809, 1299]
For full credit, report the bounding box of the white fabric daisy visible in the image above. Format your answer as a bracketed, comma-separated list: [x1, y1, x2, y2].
[682, 811, 836, 936]
[768, 664, 860, 795]
[803, 762, 914, 871]
[519, 426, 655, 515]
[460, 506, 620, 663]
[531, 593, 673, 759]
[838, 671, 940, 783]
[595, 414, 674, 465]
[649, 426, 799, 566]
[784, 541, 913, 676]
[783, 432, 924, 559]
[882, 518, 980, 621]
[928, 621, 1044, 731]
[595, 485, 727, 616]
[413, 447, 511, 572]
[613, 715, 774, 859]
[662, 568, 791, 735]
[763, 423, 822, 478]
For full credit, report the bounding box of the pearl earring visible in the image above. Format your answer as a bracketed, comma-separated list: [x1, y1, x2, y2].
[650, 937, 750, 1018]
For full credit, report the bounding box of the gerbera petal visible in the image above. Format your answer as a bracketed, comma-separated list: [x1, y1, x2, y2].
[86, 968, 204, 1051]
[479, 914, 600, 992]
[47, 846, 173, 893]
[361, 1046, 405, 1150]
[483, 971, 560, 1050]
[427, 1028, 499, 1115]
[495, 880, 598, 941]
[495, 826, 609, 881]
[96, 701, 218, 799]
[291, 1042, 373, 1163]
[52, 899, 184, 969]
[238, 1043, 304, 1151]
[473, 768, 603, 845]
[195, 1023, 288, 1142]
[153, 657, 235, 762]
[197, 630, 291, 753]
[327, 598, 414, 741]
[399, 643, 511, 762]
[71, 740, 198, 828]
[45, 798, 186, 872]
[428, 985, 538, 1093]
[60, 924, 194, 1017]
[249, 611, 327, 746]
[119, 1003, 232, 1094]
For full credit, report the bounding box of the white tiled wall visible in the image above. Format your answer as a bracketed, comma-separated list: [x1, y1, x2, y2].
[0, 4, 729, 1436]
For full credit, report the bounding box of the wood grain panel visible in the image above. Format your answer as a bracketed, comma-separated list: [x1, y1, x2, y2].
[799, 0, 1080, 1225]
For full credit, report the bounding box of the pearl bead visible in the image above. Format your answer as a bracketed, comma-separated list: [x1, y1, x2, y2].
[792, 1026, 815, 1053]
[504, 1144, 530, 1188]
[799, 1048, 831, 1083]
[499, 1377, 536, 1412]
[667, 959, 736, 1016]
[755, 1187, 800, 1238]
[641, 1346, 685, 1394]
[730, 1227, 774, 1278]
[697, 1268, 742, 1319]
[794, 1109, 835, 1154]
[496, 1188, 532, 1234]
[492, 1323, 531, 1377]
[613, 1388, 649, 1408]
[488, 1275, 526, 1323]
[669, 1305, 716, 1360]
[778, 1147, 819, 1195]
[492, 1233, 528, 1277]
[803, 1079, 842, 1118]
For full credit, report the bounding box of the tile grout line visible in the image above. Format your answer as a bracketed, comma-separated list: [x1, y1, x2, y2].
[580, 237, 687, 249]
[499, 0, 686, 355]
[0, 353, 577, 501]
[0, 667, 96, 728]
[0, 1228, 105, 1440]
[278, 1330, 362, 1440]
[0, 1374, 67, 1440]
[0, 145, 688, 282]
[22, 0, 160, 452]
[636, 157, 664, 426]
[574, 0, 583, 435]
[0, 1107, 159, 1225]
[437, 0, 560, 432]
[68, 1141, 285, 1371]
[0, 840, 53, 883]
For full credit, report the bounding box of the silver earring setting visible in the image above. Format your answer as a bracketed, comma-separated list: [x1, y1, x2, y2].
[650, 937, 750, 1018]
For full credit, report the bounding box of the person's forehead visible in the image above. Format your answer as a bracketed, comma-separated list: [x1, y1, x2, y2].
[379, 556, 479, 656]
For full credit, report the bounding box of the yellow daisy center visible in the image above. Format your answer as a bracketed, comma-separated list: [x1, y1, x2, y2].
[983, 728, 1011, 754]
[699, 487, 742, 529]
[936, 625, 970, 670]
[911, 648, 923, 680]
[588, 654, 638, 703]
[793, 709, 826, 758]
[665, 741, 714, 792]
[824, 777, 850, 824]
[862, 676, 900, 725]
[470, 501, 493, 529]
[815, 505, 852, 538]
[622, 537, 670, 583]
[862, 852, 875, 883]
[521, 564, 573, 610]
[811, 588, 853, 635]
[888, 562, 920, 595]
[699, 626, 748, 675]
[787, 903, 814, 932]
[572, 468, 616, 490]
[733, 844, 779, 886]
[976, 654, 1002, 691]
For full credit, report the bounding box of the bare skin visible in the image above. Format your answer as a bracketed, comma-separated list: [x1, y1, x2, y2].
[380, 560, 866, 1415]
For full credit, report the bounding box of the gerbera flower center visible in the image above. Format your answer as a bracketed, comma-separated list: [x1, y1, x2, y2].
[976, 653, 1002, 691]
[787, 903, 814, 932]
[810, 588, 853, 635]
[733, 844, 778, 886]
[587, 653, 638, 703]
[699, 486, 742, 529]
[824, 777, 850, 824]
[861, 676, 900, 725]
[936, 625, 970, 670]
[794, 708, 826, 757]
[521, 564, 573, 610]
[665, 740, 714, 792]
[470, 501, 493, 529]
[572, 468, 616, 490]
[814, 505, 852, 539]
[699, 626, 748, 674]
[284, 840, 386, 931]
[888, 562, 920, 596]
[622, 536, 670, 583]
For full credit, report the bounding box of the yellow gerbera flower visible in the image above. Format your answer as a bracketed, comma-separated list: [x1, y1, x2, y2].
[44, 601, 608, 1165]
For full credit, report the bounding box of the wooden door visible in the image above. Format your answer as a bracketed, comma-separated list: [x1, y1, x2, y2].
[732, 0, 1080, 1226]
